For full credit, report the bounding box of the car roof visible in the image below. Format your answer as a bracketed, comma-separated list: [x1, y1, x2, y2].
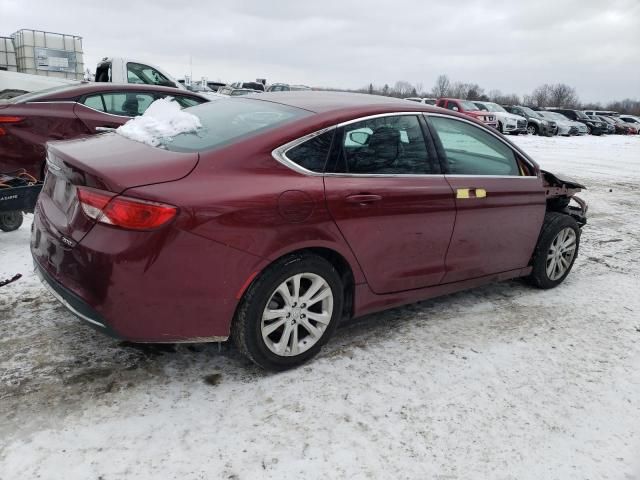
[245, 91, 441, 115]
[21, 83, 207, 102]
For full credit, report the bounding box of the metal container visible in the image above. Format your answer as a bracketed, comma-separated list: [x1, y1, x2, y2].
[0, 37, 17, 72]
[11, 29, 84, 80]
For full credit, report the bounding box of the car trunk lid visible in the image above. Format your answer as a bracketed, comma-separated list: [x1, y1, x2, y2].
[39, 133, 198, 244]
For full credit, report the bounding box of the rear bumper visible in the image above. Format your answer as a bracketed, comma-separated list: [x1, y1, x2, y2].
[30, 207, 261, 343]
[34, 258, 120, 338]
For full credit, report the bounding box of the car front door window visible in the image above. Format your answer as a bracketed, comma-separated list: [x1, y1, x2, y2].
[429, 116, 520, 176]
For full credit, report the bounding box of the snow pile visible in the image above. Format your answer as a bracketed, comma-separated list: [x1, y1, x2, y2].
[116, 97, 201, 147]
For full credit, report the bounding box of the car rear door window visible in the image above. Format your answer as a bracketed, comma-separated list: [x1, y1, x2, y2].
[285, 130, 335, 173]
[429, 116, 520, 176]
[328, 115, 438, 175]
[100, 92, 157, 117]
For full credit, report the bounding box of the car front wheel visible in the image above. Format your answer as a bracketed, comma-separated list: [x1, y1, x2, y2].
[527, 124, 538, 135]
[232, 253, 343, 370]
[526, 212, 580, 289]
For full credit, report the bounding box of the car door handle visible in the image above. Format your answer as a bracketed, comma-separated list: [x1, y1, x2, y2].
[345, 194, 383, 205]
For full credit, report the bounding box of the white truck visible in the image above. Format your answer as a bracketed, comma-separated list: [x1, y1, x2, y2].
[0, 57, 184, 98]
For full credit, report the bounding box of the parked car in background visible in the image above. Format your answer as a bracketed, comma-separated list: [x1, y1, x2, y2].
[609, 116, 639, 134]
[266, 83, 312, 92]
[619, 115, 640, 127]
[597, 115, 626, 134]
[32, 92, 587, 371]
[217, 86, 263, 96]
[583, 110, 618, 117]
[206, 81, 227, 92]
[591, 115, 616, 134]
[404, 97, 437, 105]
[537, 111, 573, 136]
[547, 109, 607, 135]
[473, 101, 527, 135]
[435, 98, 499, 128]
[0, 83, 209, 178]
[503, 106, 554, 136]
[230, 81, 266, 92]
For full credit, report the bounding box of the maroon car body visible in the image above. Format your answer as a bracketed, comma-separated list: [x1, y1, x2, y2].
[32, 92, 587, 370]
[0, 83, 208, 179]
[436, 98, 499, 129]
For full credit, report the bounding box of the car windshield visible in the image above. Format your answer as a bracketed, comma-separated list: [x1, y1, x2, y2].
[521, 107, 542, 119]
[482, 103, 507, 113]
[548, 112, 569, 121]
[575, 111, 590, 120]
[160, 98, 311, 153]
[460, 100, 479, 111]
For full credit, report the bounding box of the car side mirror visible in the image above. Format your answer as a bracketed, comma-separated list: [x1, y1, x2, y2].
[349, 131, 371, 145]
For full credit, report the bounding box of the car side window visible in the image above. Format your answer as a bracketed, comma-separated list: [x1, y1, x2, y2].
[446, 101, 458, 111]
[285, 130, 335, 173]
[429, 116, 520, 176]
[101, 92, 157, 117]
[328, 115, 438, 175]
[82, 94, 106, 112]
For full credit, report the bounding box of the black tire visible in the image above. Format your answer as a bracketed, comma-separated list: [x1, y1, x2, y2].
[232, 253, 344, 371]
[498, 121, 504, 134]
[526, 212, 580, 289]
[0, 212, 23, 232]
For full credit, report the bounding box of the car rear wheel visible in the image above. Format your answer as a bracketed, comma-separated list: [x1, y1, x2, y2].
[526, 213, 580, 289]
[232, 253, 343, 371]
[0, 212, 23, 232]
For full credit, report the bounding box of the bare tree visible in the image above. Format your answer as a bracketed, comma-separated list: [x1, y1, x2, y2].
[431, 74, 450, 98]
[530, 84, 552, 107]
[392, 80, 414, 98]
[549, 83, 579, 108]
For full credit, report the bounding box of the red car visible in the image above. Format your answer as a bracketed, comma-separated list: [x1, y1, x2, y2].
[436, 98, 499, 129]
[32, 92, 587, 370]
[0, 83, 209, 179]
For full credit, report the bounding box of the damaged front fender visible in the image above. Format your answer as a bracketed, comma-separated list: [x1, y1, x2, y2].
[542, 170, 588, 226]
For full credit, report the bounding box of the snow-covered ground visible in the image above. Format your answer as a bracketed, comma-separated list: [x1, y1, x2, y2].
[1, 135, 639, 480]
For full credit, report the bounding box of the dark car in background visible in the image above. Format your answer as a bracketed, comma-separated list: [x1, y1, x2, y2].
[31, 92, 587, 370]
[503, 106, 554, 136]
[591, 115, 616, 134]
[548, 109, 607, 135]
[0, 83, 209, 179]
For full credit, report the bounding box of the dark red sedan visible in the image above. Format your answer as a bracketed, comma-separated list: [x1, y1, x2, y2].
[31, 92, 587, 370]
[0, 83, 209, 179]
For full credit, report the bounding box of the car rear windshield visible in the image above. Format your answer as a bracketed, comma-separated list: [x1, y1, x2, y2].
[159, 98, 311, 153]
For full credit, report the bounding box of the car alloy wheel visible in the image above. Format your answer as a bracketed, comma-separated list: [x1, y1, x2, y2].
[546, 227, 577, 281]
[527, 125, 536, 135]
[261, 273, 333, 356]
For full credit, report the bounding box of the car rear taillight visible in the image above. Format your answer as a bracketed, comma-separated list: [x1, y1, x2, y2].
[77, 187, 177, 230]
[0, 116, 24, 136]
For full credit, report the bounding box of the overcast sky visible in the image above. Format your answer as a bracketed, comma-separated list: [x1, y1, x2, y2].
[1, 0, 638, 103]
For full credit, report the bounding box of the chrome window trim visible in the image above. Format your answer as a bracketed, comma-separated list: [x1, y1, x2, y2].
[272, 111, 436, 177]
[424, 112, 539, 177]
[272, 110, 539, 179]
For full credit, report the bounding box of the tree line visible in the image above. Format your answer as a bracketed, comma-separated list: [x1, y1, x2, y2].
[342, 74, 639, 115]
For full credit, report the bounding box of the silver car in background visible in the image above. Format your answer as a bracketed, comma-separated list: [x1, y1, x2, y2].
[542, 111, 588, 136]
